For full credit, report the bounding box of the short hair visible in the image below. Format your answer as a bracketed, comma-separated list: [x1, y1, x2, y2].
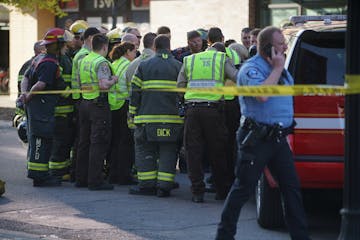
[224, 39, 236, 47]
[187, 30, 201, 40]
[250, 28, 261, 37]
[157, 26, 171, 35]
[154, 34, 170, 50]
[257, 26, 282, 55]
[241, 27, 253, 34]
[211, 42, 226, 53]
[34, 41, 44, 54]
[208, 27, 224, 43]
[84, 27, 100, 40]
[143, 32, 157, 49]
[92, 34, 109, 51]
[121, 33, 137, 44]
[109, 42, 135, 61]
[125, 27, 139, 34]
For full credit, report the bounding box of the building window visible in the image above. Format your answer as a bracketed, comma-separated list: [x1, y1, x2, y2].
[256, 0, 346, 28]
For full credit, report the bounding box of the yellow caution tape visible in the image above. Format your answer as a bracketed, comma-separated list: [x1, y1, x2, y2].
[13, 74, 360, 97]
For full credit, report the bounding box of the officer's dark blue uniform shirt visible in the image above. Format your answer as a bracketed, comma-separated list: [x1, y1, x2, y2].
[238, 54, 293, 128]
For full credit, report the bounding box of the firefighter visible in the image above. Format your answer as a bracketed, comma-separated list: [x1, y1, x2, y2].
[69, 20, 89, 57]
[76, 34, 117, 190]
[107, 42, 137, 185]
[125, 32, 157, 182]
[49, 30, 75, 181]
[129, 35, 183, 197]
[177, 42, 238, 203]
[17, 28, 66, 187]
[106, 27, 122, 59]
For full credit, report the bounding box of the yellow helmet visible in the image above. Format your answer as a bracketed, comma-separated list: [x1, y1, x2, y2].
[106, 28, 122, 44]
[69, 20, 89, 35]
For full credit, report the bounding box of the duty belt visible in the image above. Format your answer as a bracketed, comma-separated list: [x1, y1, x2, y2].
[185, 101, 223, 108]
[240, 116, 296, 144]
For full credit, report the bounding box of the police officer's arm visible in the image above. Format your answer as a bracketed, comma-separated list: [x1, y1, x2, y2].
[257, 47, 285, 102]
[97, 62, 117, 90]
[176, 64, 187, 98]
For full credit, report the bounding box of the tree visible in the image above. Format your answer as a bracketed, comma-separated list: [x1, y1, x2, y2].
[0, 0, 65, 16]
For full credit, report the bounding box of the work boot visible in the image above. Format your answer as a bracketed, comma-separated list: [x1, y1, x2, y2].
[88, 182, 114, 191]
[129, 185, 156, 196]
[157, 188, 170, 198]
[172, 181, 180, 189]
[33, 177, 61, 187]
[191, 193, 204, 203]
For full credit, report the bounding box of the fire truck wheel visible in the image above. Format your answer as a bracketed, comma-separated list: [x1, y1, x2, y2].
[255, 174, 284, 228]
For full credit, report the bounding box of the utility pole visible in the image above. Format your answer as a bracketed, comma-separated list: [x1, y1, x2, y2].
[338, 0, 360, 239]
[111, 0, 119, 30]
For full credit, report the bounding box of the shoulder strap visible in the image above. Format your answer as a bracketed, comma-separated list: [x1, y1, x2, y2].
[35, 57, 58, 70]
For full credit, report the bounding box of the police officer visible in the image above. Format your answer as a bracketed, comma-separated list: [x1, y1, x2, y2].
[18, 28, 66, 187]
[216, 27, 311, 240]
[76, 34, 117, 190]
[70, 27, 100, 181]
[71, 27, 99, 101]
[49, 30, 75, 180]
[129, 35, 183, 197]
[177, 42, 238, 203]
[207, 27, 241, 187]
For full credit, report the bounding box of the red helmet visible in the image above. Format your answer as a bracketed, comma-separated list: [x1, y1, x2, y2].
[41, 28, 65, 45]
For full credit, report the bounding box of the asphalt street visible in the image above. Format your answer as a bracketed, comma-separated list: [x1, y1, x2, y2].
[0, 120, 341, 240]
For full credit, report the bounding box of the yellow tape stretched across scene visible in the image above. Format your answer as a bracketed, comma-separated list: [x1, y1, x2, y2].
[19, 74, 360, 97]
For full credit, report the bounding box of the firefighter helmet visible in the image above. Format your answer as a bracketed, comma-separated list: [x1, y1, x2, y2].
[41, 28, 66, 45]
[69, 20, 89, 35]
[106, 28, 122, 44]
[17, 120, 28, 143]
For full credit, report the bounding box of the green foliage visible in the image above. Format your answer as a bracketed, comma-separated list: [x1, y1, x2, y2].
[0, 0, 66, 17]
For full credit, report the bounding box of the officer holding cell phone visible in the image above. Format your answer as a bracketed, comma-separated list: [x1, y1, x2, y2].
[215, 26, 312, 240]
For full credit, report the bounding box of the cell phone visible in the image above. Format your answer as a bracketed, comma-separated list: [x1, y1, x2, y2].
[263, 43, 273, 59]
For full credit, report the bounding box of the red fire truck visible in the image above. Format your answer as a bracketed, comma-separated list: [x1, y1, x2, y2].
[255, 15, 346, 228]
